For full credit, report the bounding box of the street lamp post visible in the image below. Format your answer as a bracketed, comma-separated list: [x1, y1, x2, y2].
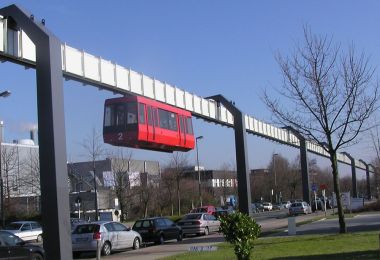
[0, 90, 11, 227]
[196, 136, 203, 207]
[273, 153, 278, 204]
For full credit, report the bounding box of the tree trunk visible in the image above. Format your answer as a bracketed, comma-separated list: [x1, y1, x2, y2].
[119, 200, 125, 222]
[177, 177, 181, 216]
[144, 203, 148, 218]
[330, 151, 346, 233]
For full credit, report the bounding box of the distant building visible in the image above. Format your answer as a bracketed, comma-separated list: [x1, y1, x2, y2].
[182, 167, 238, 206]
[0, 138, 41, 216]
[67, 158, 160, 220]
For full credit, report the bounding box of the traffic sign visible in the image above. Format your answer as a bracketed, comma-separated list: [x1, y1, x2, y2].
[311, 183, 317, 192]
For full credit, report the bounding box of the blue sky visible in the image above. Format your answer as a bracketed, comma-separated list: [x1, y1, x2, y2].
[0, 1, 378, 179]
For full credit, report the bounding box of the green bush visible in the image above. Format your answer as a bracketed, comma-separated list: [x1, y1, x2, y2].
[219, 211, 261, 260]
[167, 215, 183, 223]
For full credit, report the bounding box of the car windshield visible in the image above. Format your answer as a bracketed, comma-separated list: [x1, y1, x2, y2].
[73, 224, 100, 234]
[5, 223, 22, 230]
[0, 231, 22, 246]
[291, 203, 302, 207]
[182, 214, 202, 220]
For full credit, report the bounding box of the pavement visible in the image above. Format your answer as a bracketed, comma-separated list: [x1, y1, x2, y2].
[269, 212, 380, 237]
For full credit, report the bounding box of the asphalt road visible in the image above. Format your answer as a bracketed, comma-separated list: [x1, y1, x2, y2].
[70, 209, 379, 260]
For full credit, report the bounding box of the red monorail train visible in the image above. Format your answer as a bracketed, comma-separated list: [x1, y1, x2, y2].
[103, 95, 195, 152]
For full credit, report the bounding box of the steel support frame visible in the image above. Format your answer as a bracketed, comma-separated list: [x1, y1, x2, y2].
[284, 126, 311, 204]
[360, 160, 371, 200]
[342, 152, 357, 198]
[206, 95, 252, 216]
[0, 5, 72, 259]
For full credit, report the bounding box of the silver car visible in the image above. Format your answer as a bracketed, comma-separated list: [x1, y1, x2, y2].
[71, 221, 141, 257]
[4, 221, 43, 242]
[177, 213, 220, 236]
[289, 201, 312, 215]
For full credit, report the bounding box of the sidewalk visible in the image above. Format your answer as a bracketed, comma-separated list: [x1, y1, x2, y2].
[258, 209, 333, 235]
[266, 211, 380, 237]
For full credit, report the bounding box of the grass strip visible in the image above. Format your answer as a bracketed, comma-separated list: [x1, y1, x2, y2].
[163, 231, 380, 260]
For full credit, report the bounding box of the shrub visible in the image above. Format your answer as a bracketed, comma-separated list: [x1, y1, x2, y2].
[219, 211, 261, 260]
[167, 215, 183, 223]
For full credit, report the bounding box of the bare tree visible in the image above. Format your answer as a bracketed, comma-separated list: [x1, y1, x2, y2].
[81, 128, 106, 220]
[167, 152, 189, 216]
[109, 148, 134, 222]
[160, 169, 176, 216]
[1, 145, 18, 217]
[264, 27, 379, 233]
[21, 149, 40, 195]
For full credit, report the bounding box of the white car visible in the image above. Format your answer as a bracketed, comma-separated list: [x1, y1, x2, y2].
[262, 202, 273, 211]
[4, 221, 43, 242]
[282, 201, 291, 209]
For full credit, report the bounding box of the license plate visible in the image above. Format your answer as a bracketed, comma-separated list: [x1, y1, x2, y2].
[76, 238, 88, 242]
[185, 222, 192, 225]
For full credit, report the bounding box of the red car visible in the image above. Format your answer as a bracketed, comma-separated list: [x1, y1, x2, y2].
[190, 205, 216, 215]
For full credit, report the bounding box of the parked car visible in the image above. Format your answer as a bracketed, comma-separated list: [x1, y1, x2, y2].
[214, 208, 235, 219]
[311, 199, 326, 211]
[190, 205, 216, 215]
[289, 201, 312, 216]
[4, 221, 43, 242]
[72, 221, 141, 257]
[177, 213, 220, 236]
[0, 230, 45, 259]
[251, 203, 259, 213]
[70, 218, 88, 232]
[262, 202, 273, 211]
[272, 203, 282, 210]
[281, 201, 292, 209]
[253, 203, 264, 212]
[132, 217, 182, 245]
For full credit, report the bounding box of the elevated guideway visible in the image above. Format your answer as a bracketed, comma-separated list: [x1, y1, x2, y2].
[0, 15, 372, 172]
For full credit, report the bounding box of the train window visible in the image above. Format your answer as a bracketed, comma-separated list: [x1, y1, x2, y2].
[115, 104, 125, 126]
[186, 117, 193, 134]
[138, 103, 146, 124]
[158, 109, 178, 131]
[153, 108, 159, 126]
[179, 116, 185, 133]
[126, 103, 137, 125]
[147, 106, 153, 126]
[104, 105, 113, 127]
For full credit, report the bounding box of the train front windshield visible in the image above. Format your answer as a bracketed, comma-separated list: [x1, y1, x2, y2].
[104, 102, 138, 131]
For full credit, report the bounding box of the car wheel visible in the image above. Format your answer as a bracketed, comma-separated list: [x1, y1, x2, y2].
[133, 237, 140, 250]
[37, 234, 43, 243]
[30, 253, 43, 260]
[155, 234, 164, 245]
[177, 232, 183, 242]
[101, 241, 112, 256]
[204, 227, 209, 236]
